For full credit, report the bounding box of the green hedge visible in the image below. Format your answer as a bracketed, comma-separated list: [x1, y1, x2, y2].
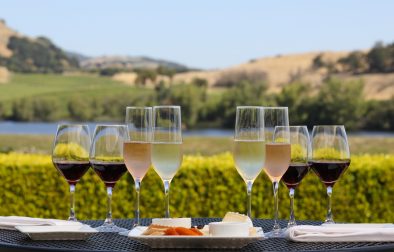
[0, 153, 392, 222]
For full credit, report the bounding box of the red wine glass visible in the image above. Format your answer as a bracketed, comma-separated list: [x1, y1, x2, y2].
[52, 124, 91, 221]
[310, 125, 350, 223]
[277, 126, 311, 228]
[90, 125, 129, 232]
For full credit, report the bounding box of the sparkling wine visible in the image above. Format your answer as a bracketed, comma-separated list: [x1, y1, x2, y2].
[123, 142, 151, 180]
[234, 140, 266, 182]
[91, 161, 127, 187]
[152, 143, 182, 181]
[310, 160, 350, 187]
[264, 143, 291, 182]
[53, 160, 90, 185]
[282, 163, 310, 189]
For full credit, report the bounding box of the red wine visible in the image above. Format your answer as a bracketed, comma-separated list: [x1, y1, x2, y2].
[282, 163, 310, 189]
[53, 160, 90, 185]
[310, 160, 350, 187]
[91, 161, 127, 187]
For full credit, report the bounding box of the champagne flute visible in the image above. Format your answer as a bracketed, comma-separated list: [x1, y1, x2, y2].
[90, 125, 128, 232]
[263, 107, 290, 237]
[151, 106, 183, 218]
[233, 106, 265, 218]
[277, 126, 310, 228]
[310, 125, 350, 224]
[52, 124, 91, 221]
[124, 107, 152, 227]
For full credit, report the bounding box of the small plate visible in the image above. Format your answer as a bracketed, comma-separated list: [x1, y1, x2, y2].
[15, 225, 98, 241]
[128, 226, 265, 249]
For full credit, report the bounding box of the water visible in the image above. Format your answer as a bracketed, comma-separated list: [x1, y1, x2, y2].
[0, 121, 392, 137]
[0, 121, 234, 136]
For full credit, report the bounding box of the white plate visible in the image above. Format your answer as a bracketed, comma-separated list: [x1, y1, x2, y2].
[128, 226, 265, 249]
[15, 225, 98, 241]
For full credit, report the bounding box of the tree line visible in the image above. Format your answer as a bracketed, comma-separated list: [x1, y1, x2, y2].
[0, 36, 78, 73]
[313, 41, 394, 74]
[0, 77, 392, 131]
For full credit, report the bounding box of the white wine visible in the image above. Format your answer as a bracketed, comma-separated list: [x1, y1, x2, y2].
[264, 143, 291, 182]
[233, 140, 266, 182]
[123, 141, 151, 180]
[152, 143, 183, 181]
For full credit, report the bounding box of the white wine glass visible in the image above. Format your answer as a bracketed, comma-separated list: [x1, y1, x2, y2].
[310, 125, 350, 223]
[277, 126, 310, 228]
[52, 124, 91, 221]
[263, 107, 290, 238]
[90, 125, 129, 232]
[233, 106, 265, 218]
[124, 107, 152, 227]
[152, 105, 183, 218]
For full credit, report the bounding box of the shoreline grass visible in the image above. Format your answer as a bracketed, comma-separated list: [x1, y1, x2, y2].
[0, 134, 393, 156]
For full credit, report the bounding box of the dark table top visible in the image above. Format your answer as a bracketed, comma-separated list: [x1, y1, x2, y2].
[0, 218, 393, 252]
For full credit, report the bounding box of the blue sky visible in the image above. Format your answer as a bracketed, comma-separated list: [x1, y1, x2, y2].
[1, 0, 393, 69]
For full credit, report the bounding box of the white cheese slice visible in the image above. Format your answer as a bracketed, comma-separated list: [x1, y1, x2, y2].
[222, 212, 253, 227]
[151, 218, 191, 228]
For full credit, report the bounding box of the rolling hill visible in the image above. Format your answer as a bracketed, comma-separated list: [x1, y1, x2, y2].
[172, 51, 394, 100]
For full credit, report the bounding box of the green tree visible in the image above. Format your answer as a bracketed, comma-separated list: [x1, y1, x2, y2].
[157, 66, 176, 82]
[0, 36, 78, 73]
[338, 51, 368, 73]
[67, 96, 92, 121]
[135, 69, 157, 86]
[0, 102, 4, 119]
[312, 54, 325, 69]
[219, 80, 270, 128]
[11, 99, 34, 121]
[32, 97, 62, 121]
[276, 82, 313, 125]
[367, 42, 393, 73]
[363, 98, 394, 131]
[309, 78, 366, 130]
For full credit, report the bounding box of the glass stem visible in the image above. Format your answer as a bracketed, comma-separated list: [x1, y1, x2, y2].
[272, 181, 281, 232]
[246, 181, 253, 218]
[68, 184, 76, 221]
[288, 188, 296, 227]
[325, 186, 334, 223]
[164, 180, 171, 218]
[134, 179, 141, 226]
[104, 187, 113, 225]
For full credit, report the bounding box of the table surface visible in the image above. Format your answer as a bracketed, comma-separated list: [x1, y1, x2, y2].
[0, 218, 393, 252]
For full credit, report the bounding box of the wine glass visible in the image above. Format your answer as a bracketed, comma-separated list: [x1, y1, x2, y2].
[151, 106, 183, 218]
[277, 126, 310, 228]
[310, 125, 350, 224]
[263, 107, 291, 237]
[90, 125, 129, 232]
[52, 124, 91, 221]
[233, 106, 265, 218]
[124, 107, 152, 227]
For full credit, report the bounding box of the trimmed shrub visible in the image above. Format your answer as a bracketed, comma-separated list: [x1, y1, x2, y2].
[0, 153, 392, 222]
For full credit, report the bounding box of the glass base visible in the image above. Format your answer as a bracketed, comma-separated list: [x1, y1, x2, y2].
[118, 230, 130, 236]
[287, 221, 297, 228]
[265, 228, 285, 238]
[117, 219, 140, 236]
[96, 223, 128, 233]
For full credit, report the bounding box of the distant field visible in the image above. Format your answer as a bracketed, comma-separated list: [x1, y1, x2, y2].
[0, 74, 152, 112]
[0, 134, 393, 156]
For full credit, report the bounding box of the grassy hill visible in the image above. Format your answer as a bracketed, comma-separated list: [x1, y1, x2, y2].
[0, 73, 152, 118]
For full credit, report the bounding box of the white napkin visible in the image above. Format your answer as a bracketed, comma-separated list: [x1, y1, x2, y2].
[0, 216, 82, 230]
[285, 224, 394, 242]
